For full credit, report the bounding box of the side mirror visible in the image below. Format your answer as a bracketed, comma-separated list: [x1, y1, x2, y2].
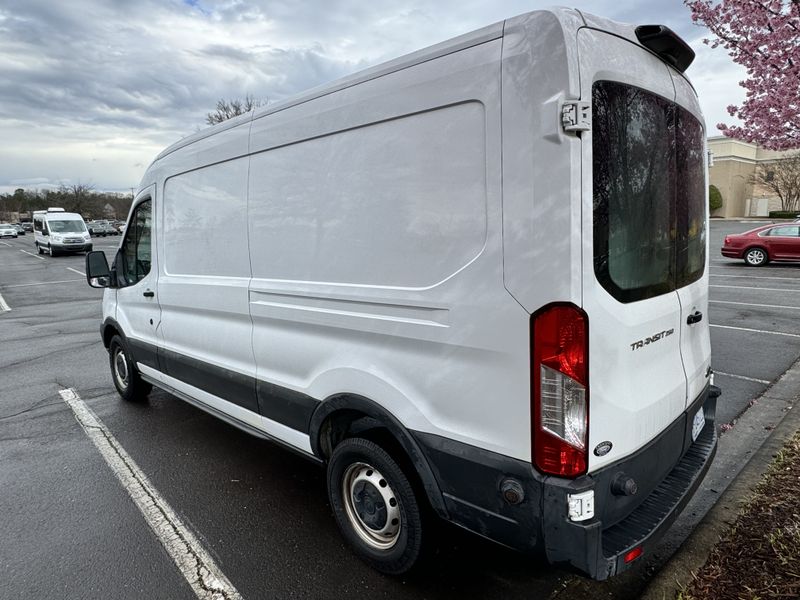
[86, 251, 111, 288]
[42, 230, 49, 237]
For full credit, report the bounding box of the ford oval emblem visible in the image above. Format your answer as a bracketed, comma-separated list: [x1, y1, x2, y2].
[594, 441, 613, 457]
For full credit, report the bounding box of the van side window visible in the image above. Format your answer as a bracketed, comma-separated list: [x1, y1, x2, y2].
[119, 200, 152, 286]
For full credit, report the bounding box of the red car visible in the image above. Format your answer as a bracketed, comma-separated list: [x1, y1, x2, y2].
[721, 223, 800, 266]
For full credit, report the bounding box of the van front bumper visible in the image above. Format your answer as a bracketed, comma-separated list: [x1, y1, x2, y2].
[412, 384, 718, 580]
[51, 241, 93, 252]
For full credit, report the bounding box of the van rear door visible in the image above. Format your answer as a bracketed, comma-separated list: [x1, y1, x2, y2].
[578, 29, 687, 470]
[672, 74, 712, 410]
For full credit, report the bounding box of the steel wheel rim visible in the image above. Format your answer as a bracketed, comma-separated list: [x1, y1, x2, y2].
[113, 348, 130, 389]
[342, 462, 401, 550]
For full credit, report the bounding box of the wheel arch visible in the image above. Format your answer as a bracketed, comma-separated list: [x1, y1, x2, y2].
[309, 393, 448, 519]
[101, 317, 124, 349]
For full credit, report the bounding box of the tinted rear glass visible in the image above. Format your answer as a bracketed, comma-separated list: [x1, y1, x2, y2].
[593, 81, 706, 303]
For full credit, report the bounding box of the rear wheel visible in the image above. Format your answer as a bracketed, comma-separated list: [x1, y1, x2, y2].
[108, 335, 152, 401]
[744, 247, 768, 266]
[327, 437, 426, 575]
[36, 243, 43, 255]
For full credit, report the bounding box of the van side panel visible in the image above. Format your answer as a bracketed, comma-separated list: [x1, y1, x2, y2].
[501, 10, 584, 313]
[247, 40, 533, 460]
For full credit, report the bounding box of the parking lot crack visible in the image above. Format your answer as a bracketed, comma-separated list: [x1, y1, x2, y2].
[58, 388, 242, 600]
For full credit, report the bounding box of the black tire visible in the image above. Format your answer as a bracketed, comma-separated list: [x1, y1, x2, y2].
[108, 334, 152, 401]
[327, 437, 426, 575]
[49, 244, 59, 257]
[744, 247, 768, 266]
[36, 243, 43, 255]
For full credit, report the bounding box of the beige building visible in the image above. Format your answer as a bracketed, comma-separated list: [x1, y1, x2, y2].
[707, 136, 795, 218]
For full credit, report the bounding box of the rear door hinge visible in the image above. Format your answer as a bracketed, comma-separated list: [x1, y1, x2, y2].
[561, 101, 591, 132]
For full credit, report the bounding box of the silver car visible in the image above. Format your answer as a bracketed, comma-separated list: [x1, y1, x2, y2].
[0, 223, 18, 238]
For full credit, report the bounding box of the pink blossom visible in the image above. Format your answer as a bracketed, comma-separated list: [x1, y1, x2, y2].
[685, 1, 800, 150]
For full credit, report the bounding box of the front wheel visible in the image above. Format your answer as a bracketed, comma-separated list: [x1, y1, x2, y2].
[108, 335, 152, 401]
[327, 437, 426, 575]
[744, 247, 768, 266]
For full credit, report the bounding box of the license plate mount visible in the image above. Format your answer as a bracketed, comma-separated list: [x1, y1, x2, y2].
[691, 407, 705, 442]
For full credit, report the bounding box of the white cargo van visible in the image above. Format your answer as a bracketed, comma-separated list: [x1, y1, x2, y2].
[86, 8, 719, 579]
[33, 208, 92, 256]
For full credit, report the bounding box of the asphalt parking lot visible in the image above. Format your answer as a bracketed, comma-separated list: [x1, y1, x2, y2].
[1, 220, 799, 600]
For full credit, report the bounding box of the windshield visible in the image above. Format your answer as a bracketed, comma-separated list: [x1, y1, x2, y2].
[593, 80, 706, 303]
[48, 220, 87, 233]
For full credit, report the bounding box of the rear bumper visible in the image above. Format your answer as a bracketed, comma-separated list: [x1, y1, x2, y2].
[721, 247, 742, 258]
[413, 384, 718, 580]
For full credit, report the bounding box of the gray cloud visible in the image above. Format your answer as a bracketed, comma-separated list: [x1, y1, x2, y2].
[0, 0, 738, 192]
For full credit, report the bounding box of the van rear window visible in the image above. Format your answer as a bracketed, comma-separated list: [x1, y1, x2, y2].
[593, 81, 706, 303]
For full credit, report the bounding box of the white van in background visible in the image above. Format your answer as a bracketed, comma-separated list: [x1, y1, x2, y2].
[33, 208, 92, 256]
[86, 8, 719, 580]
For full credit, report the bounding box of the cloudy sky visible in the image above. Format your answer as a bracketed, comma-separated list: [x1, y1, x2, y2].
[0, 0, 744, 194]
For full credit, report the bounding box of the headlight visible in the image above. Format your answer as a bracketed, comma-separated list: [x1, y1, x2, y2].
[51, 234, 63, 242]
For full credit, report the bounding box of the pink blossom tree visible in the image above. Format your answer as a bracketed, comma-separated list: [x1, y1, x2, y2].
[685, 0, 800, 150]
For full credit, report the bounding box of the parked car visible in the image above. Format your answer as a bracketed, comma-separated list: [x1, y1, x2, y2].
[14, 224, 25, 235]
[0, 223, 18, 238]
[721, 224, 800, 266]
[88, 221, 116, 237]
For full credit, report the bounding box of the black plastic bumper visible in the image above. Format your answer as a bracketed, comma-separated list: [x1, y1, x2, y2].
[413, 384, 719, 580]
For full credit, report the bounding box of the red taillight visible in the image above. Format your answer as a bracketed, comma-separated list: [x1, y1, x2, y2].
[532, 304, 589, 478]
[624, 546, 643, 563]
[724, 236, 731, 245]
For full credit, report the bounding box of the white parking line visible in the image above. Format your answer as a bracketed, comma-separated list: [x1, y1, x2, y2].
[2, 279, 85, 288]
[0, 291, 10, 313]
[710, 273, 800, 282]
[710, 284, 797, 292]
[713, 371, 771, 385]
[66, 267, 85, 276]
[0, 241, 11, 246]
[710, 300, 800, 311]
[19, 249, 45, 260]
[58, 388, 242, 600]
[710, 324, 800, 339]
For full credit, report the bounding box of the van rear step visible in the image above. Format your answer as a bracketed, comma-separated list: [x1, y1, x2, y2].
[601, 422, 717, 576]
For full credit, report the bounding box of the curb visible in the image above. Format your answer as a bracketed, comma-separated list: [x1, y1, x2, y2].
[640, 358, 800, 600]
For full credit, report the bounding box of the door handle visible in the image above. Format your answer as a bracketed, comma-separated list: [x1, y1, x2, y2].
[143, 290, 154, 298]
[686, 310, 703, 325]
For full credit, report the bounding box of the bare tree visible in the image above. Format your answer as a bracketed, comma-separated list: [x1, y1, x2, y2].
[751, 153, 800, 214]
[60, 182, 96, 215]
[205, 94, 266, 125]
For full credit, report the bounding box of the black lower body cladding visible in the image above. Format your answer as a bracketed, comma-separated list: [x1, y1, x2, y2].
[413, 384, 719, 579]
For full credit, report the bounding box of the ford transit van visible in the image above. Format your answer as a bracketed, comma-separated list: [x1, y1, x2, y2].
[33, 208, 92, 256]
[86, 8, 719, 579]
